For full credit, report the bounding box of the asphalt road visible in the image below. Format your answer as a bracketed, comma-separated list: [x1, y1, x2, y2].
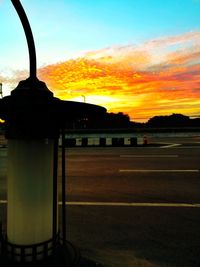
[63, 143, 200, 204]
[62, 136, 200, 267]
[1, 136, 200, 266]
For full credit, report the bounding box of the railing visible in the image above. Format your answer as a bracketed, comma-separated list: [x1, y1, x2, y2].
[63, 137, 138, 147]
[0, 234, 59, 263]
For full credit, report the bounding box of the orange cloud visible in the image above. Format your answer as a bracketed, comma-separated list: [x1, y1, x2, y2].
[38, 32, 200, 121]
[2, 31, 200, 122]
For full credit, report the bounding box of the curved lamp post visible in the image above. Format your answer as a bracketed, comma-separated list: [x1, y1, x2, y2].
[0, 0, 106, 265]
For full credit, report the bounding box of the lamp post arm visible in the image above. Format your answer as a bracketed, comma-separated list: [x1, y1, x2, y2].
[11, 0, 37, 79]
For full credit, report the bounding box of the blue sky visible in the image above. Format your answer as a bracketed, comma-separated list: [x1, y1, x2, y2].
[1, 0, 200, 70]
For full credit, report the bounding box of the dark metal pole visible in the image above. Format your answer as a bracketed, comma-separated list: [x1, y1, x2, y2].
[61, 128, 67, 245]
[11, 0, 37, 79]
[53, 138, 58, 251]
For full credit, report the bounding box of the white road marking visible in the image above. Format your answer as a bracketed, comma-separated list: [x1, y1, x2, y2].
[161, 143, 181, 148]
[119, 169, 199, 173]
[61, 202, 200, 208]
[172, 146, 200, 149]
[120, 155, 178, 158]
[0, 199, 200, 208]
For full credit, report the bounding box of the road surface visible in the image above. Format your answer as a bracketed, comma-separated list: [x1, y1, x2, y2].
[0, 136, 200, 266]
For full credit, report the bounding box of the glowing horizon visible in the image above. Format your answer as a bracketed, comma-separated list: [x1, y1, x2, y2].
[36, 31, 200, 122]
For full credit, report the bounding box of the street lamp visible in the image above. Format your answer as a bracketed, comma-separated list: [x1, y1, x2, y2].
[82, 95, 86, 103]
[0, 83, 2, 98]
[0, 0, 106, 266]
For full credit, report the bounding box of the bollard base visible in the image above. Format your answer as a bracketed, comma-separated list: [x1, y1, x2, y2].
[0, 241, 102, 267]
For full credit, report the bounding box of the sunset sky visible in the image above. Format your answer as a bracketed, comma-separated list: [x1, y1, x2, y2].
[0, 0, 200, 122]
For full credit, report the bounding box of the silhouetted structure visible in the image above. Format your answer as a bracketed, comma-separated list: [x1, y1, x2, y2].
[66, 112, 134, 129]
[64, 112, 200, 130]
[146, 113, 200, 128]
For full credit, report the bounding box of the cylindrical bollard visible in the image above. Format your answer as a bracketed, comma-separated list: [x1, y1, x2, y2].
[7, 139, 54, 245]
[0, 77, 61, 262]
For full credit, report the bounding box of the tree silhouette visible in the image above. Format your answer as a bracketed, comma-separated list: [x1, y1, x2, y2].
[147, 113, 191, 127]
